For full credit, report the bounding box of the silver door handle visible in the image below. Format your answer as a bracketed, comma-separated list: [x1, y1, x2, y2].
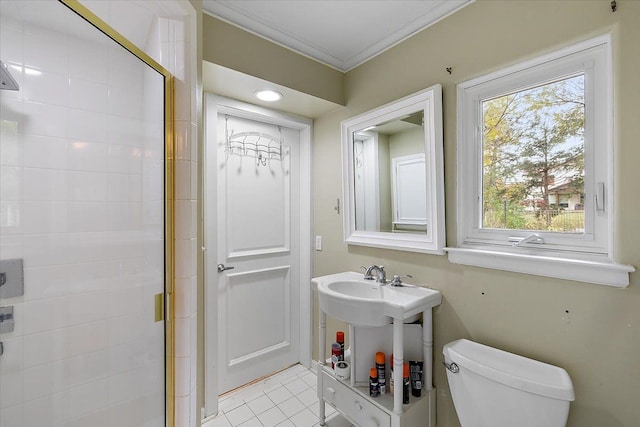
[217, 264, 235, 273]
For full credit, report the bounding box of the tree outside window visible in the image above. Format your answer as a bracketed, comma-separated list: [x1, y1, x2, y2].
[481, 74, 585, 233]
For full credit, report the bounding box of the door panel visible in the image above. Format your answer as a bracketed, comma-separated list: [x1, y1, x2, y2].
[225, 267, 290, 364]
[225, 138, 290, 256]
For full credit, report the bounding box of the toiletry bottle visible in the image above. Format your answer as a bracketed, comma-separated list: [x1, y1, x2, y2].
[410, 361, 423, 397]
[389, 354, 394, 394]
[336, 331, 345, 360]
[375, 352, 386, 395]
[403, 363, 410, 404]
[331, 343, 341, 369]
[369, 367, 379, 397]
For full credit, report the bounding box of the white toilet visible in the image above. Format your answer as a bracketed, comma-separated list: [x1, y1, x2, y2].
[443, 339, 575, 427]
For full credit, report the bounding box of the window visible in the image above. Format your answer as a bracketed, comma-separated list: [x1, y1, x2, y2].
[450, 34, 635, 287]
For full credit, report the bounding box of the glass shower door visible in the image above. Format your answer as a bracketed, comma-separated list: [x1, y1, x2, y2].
[0, 1, 167, 426]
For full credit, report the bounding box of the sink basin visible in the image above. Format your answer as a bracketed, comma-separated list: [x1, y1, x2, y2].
[328, 280, 383, 299]
[313, 271, 442, 326]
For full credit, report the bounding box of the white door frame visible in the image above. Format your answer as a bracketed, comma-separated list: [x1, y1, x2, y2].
[203, 94, 313, 417]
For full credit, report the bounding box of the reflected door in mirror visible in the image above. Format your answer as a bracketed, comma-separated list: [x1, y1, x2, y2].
[353, 112, 426, 233]
[392, 154, 427, 232]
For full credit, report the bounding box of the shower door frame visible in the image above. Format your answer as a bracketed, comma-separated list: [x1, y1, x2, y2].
[59, 1, 176, 426]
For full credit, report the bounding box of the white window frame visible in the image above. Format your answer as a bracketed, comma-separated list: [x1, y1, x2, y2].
[449, 34, 635, 287]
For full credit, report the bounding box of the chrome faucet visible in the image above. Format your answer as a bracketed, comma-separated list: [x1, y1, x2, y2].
[361, 265, 376, 280]
[361, 265, 387, 284]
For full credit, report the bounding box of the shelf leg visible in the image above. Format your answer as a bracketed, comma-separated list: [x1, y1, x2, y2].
[318, 310, 326, 425]
[349, 324, 355, 387]
[393, 317, 404, 415]
[423, 308, 433, 391]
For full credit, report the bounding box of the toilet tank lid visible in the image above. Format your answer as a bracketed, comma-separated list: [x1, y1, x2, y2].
[443, 339, 575, 401]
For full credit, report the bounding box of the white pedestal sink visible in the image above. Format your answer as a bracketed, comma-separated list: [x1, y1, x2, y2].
[314, 271, 442, 426]
[314, 271, 442, 326]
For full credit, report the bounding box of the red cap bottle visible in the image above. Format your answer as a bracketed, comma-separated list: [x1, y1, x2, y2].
[369, 367, 379, 397]
[336, 331, 345, 360]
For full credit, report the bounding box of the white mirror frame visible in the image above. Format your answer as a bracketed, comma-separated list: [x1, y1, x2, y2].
[341, 84, 446, 254]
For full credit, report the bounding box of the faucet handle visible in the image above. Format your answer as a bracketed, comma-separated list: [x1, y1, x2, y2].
[390, 274, 412, 286]
[361, 265, 375, 280]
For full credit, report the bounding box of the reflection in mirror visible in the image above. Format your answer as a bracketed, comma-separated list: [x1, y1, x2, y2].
[353, 111, 426, 233]
[341, 85, 445, 254]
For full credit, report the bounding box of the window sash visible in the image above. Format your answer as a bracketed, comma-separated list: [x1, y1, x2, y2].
[457, 35, 612, 257]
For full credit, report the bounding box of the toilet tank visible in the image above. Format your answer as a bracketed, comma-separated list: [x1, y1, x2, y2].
[443, 339, 574, 427]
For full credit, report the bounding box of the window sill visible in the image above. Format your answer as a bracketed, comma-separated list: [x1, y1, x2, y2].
[446, 247, 635, 288]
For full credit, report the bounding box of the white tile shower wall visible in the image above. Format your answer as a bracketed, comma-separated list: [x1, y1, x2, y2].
[172, 26, 199, 427]
[0, 1, 173, 426]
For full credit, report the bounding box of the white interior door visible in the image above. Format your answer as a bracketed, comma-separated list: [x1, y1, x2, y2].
[216, 113, 301, 394]
[392, 153, 427, 229]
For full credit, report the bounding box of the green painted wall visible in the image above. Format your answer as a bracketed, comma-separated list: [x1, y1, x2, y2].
[202, 14, 345, 105]
[313, 1, 640, 426]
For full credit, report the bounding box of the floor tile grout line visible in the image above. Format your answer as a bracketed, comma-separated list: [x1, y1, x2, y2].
[205, 364, 346, 427]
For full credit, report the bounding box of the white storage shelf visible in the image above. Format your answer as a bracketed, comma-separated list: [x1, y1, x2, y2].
[317, 316, 436, 427]
[319, 365, 434, 427]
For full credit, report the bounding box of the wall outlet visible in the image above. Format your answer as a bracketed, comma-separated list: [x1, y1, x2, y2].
[315, 235, 322, 251]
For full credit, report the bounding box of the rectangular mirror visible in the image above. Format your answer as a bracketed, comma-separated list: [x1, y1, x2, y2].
[341, 85, 445, 253]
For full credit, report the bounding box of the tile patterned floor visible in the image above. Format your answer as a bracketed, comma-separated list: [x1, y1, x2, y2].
[202, 364, 353, 427]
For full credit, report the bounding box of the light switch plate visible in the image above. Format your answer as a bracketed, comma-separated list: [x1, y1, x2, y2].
[0, 259, 24, 299]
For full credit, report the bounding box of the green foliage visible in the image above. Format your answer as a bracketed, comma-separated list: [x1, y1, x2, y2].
[481, 75, 585, 230]
[550, 211, 585, 232]
[483, 201, 528, 230]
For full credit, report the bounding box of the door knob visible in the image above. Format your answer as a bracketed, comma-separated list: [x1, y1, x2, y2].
[217, 264, 235, 273]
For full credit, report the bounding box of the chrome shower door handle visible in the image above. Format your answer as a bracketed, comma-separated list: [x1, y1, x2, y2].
[217, 264, 235, 273]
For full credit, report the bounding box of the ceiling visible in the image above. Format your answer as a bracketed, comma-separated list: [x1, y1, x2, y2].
[202, 0, 473, 72]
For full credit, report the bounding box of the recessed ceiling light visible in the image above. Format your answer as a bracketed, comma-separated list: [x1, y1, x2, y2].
[254, 89, 282, 102]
